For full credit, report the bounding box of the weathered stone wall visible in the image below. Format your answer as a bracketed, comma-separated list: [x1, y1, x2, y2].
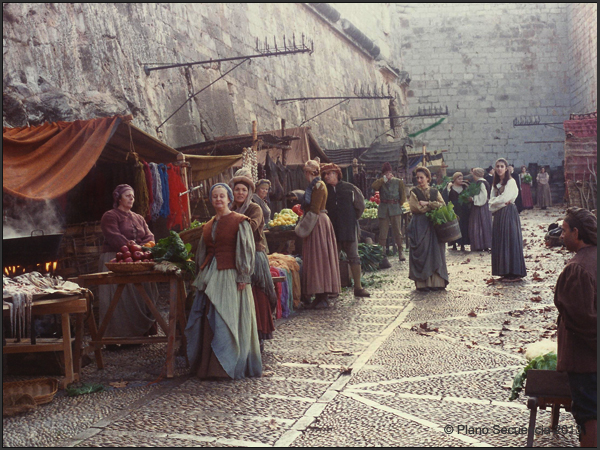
[2, 3, 404, 151]
[392, 3, 572, 172]
[567, 3, 597, 115]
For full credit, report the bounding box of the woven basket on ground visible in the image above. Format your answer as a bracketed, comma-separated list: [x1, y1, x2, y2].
[104, 262, 156, 273]
[179, 225, 204, 255]
[3, 378, 59, 406]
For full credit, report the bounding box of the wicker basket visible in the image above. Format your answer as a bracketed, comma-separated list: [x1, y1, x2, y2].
[3, 378, 59, 405]
[105, 262, 156, 273]
[433, 218, 462, 243]
[179, 226, 204, 255]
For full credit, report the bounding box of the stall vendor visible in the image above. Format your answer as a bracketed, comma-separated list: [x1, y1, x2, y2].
[253, 179, 272, 226]
[99, 184, 158, 342]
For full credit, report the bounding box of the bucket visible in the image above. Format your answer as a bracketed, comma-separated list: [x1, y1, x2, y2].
[434, 219, 462, 243]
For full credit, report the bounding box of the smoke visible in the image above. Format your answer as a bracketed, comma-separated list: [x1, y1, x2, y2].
[2, 197, 65, 239]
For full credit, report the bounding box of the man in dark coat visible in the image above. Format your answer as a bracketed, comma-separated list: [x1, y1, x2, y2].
[321, 163, 370, 298]
[554, 207, 597, 448]
[484, 166, 494, 190]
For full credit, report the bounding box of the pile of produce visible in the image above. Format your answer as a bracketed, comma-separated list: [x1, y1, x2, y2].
[187, 220, 206, 229]
[268, 209, 299, 229]
[292, 204, 304, 217]
[369, 191, 381, 204]
[509, 351, 557, 401]
[401, 201, 410, 214]
[361, 201, 379, 219]
[357, 243, 386, 272]
[426, 202, 458, 225]
[149, 231, 196, 276]
[110, 241, 155, 263]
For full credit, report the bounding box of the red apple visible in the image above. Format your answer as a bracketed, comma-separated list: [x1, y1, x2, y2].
[120, 245, 130, 254]
[129, 244, 142, 253]
[109, 258, 117, 263]
[142, 259, 150, 262]
[144, 251, 153, 259]
[123, 257, 133, 263]
[123, 251, 132, 259]
[133, 251, 144, 261]
[116, 252, 123, 261]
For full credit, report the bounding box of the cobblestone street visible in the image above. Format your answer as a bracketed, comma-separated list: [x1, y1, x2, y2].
[3, 206, 581, 448]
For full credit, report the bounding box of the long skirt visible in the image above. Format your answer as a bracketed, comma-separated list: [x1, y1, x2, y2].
[408, 213, 449, 288]
[521, 183, 534, 209]
[491, 204, 527, 278]
[537, 183, 552, 208]
[301, 212, 341, 296]
[252, 250, 276, 340]
[450, 203, 470, 247]
[98, 252, 158, 337]
[468, 205, 493, 251]
[184, 260, 262, 380]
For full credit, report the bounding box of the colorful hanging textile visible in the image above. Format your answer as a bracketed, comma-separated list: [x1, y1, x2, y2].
[132, 160, 150, 219]
[158, 163, 170, 218]
[142, 161, 154, 222]
[166, 163, 189, 230]
[149, 162, 163, 221]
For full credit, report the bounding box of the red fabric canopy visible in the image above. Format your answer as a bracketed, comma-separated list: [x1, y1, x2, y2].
[3, 116, 124, 200]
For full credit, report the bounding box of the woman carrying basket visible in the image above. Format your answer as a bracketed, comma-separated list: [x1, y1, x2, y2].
[407, 167, 449, 292]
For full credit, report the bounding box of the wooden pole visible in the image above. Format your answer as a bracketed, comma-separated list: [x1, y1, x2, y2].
[281, 119, 287, 165]
[177, 152, 192, 227]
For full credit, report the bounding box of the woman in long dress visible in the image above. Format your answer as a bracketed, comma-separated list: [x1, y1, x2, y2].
[536, 167, 552, 210]
[443, 172, 470, 251]
[184, 183, 262, 379]
[301, 159, 341, 309]
[230, 168, 277, 352]
[252, 179, 272, 226]
[408, 167, 449, 292]
[467, 168, 493, 252]
[99, 184, 158, 341]
[519, 166, 534, 210]
[489, 158, 527, 281]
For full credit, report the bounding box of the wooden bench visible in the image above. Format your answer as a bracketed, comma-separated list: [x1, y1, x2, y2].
[524, 369, 573, 447]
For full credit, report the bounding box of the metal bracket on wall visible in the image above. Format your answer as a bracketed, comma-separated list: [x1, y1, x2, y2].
[351, 105, 449, 123]
[513, 116, 564, 129]
[147, 34, 314, 133]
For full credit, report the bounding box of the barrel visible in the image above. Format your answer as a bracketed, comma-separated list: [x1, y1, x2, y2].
[434, 219, 462, 243]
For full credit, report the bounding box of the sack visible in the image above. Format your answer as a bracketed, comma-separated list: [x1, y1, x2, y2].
[294, 211, 319, 238]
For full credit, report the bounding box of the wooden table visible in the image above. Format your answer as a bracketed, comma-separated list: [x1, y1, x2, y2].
[524, 369, 572, 447]
[2, 294, 98, 389]
[72, 271, 188, 378]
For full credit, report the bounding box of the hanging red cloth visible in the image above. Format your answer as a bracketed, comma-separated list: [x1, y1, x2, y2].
[166, 164, 189, 230]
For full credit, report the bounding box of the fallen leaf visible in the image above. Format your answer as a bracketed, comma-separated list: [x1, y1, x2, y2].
[503, 320, 511, 325]
[461, 258, 471, 264]
[531, 290, 541, 295]
[517, 347, 525, 353]
[339, 366, 352, 375]
[109, 381, 128, 388]
[268, 419, 279, 430]
[530, 296, 542, 302]
[485, 278, 496, 285]
[468, 310, 477, 317]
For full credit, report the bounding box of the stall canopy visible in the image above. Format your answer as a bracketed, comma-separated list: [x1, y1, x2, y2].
[3, 115, 240, 199]
[178, 126, 330, 165]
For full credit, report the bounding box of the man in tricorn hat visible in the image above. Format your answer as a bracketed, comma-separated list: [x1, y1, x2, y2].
[371, 162, 407, 266]
[321, 163, 370, 297]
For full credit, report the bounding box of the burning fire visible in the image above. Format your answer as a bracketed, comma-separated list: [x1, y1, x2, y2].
[3, 261, 58, 277]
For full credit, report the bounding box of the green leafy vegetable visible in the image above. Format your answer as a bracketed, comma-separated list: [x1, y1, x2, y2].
[150, 231, 194, 264]
[522, 174, 532, 184]
[357, 243, 386, 272]
[65, 383, 106, 397]
[364, 201, 379, 209]
[509, 352, 557, 401]
[458, 182, 481, 205]
[431, 176, 452, 192]
[426, 202, 458, 225]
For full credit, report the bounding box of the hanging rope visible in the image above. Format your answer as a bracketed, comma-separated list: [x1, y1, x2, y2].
[408, 117, 446, 138]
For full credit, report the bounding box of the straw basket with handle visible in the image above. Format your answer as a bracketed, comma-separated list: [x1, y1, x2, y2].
[3, 378, 59, 405]
[178, 225, 204, 255]
[104, 261, 156, 273]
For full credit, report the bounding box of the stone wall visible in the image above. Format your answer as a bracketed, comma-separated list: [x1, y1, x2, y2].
[392, 3, 572, 172]
[567, 3, 597, 115]
[2, 3, 404, 151]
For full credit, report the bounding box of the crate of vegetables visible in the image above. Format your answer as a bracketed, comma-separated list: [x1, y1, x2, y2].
[105, 240, 156, 272]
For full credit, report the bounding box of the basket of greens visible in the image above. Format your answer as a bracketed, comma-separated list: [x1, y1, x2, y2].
[426, 201, 462, 243]
[522, 174, 532, 184]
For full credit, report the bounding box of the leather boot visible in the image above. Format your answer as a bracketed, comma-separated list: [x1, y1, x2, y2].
[350, 264, 370, 297]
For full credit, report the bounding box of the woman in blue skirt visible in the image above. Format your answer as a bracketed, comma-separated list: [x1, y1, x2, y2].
[488, 158, 527, 281]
